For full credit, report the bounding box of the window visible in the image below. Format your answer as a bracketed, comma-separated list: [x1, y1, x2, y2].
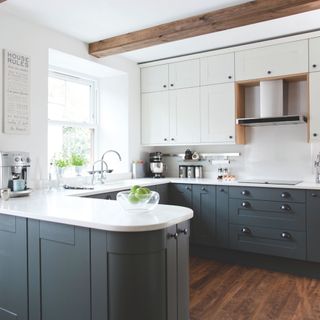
[48, 71, 97, 170]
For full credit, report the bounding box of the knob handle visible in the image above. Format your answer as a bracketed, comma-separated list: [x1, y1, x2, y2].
[281, 192, 289, 199]
[229, 135, 233, 139]
[242, 201, 250, 208]
[178, 228, 188, 235]
[280, 204, 291, 211]
[241, 227, 251, 235]
[267, 70, 272, 74]
[163, 84, 167, 88]
[170, 84, 174, 87]
[228, 75, 232, 79]
[185, 186, 191, 191]
[241, 190, 249, 196]
[171, 138, 175, 141]
[313, 133, 318, 137]
[168, 232, 179, 240]
[220, 188, 225, 192]
[313, 64, 317, 68]
[281, 232, 291, 240]
[311, 193, 317, 198]
[164, 138, 168, 141]
[201, 187, 207, 191]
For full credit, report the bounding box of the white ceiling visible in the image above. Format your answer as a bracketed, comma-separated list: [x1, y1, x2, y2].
[2, 0, 320, 63]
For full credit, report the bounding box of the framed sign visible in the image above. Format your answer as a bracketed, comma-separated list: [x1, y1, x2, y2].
[3, 49, 31, 134]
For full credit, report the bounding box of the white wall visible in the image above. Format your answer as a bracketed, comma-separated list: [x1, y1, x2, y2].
[0, 10, 140, 187]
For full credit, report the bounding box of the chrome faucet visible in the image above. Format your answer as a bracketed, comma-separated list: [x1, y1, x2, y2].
[101, 150, 122, 164]
[91, 160, 108, 185]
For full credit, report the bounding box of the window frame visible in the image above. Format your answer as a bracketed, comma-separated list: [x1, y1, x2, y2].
[48, 69, 99, 164]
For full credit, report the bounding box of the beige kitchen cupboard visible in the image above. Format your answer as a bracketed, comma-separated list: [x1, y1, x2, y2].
[309, 37, 320, 73]
[200, 83, 235, 144]
[309, 72, 320, 142]
[141, 59, 199, 93]
[141, 87, 200, 145]
[200, 53, 235, 85]
[235, 40, 308, 81]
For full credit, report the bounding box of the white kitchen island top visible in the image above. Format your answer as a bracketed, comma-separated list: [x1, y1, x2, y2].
[0, 189, 193, 232]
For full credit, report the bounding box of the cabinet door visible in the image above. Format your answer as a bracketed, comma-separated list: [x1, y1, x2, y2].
[200, 53, 234, 85]
[216, 186, 229, 248]
[310, 72, 320, 141]
[307, 190, 320, 262]
[166, 222, 190, 320]
[169, 59, 199, 89]
[235, 40, 308, 81]
[169, 184, 192, 208]
[0, 215, 28, 320]
[200, 83, 235, 144]
[28, 220, 91, 320]
[141, 92, 170, 145]
[192, 185, 216, 246]
[141, 64, 168, 93]
[170, 87, 200, 144]
[309, 37, 320, 72]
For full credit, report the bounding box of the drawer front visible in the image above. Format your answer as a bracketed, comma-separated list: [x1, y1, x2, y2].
[229, 199, 306, 231]
[229, 224, 306, 260]
[229, 186, 305, 203]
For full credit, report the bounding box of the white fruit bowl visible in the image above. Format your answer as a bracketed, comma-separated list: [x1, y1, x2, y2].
[117, 190, 160, 213]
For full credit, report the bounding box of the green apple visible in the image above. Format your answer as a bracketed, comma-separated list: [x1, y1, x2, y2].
[135, 187, 151, 200]
[128, 192, 140, 204]
[131, 185, 140, 193]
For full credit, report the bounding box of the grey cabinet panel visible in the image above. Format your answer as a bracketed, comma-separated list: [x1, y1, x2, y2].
[169, 184, 192, 208]
[192, 185, 216, 245]
[145, 184, 169, 204]
[0, 215, 28, 320]
[229, 199, 306, 231]
[307, 190, 320, 262]
[28, 220, 91, 320]
[216, 186, 229, 248]
[229, 186, 306, 203]
[229, 223, 306, 260]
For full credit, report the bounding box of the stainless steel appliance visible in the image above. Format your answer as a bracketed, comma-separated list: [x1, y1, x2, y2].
[195, 165, 203, 178]
[0, 151, 31, 196]
[179, 165, 187, 178]
[315, 153, 320, 183]
[149, 152, 165, 178]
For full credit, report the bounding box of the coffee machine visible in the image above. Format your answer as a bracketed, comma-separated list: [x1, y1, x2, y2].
[0, 152, 31, 195]
[149, 152, 165, 178]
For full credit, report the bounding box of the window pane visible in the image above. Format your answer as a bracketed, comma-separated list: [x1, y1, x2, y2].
[48, 76, 93, 123]
[48, 125, 93, 165]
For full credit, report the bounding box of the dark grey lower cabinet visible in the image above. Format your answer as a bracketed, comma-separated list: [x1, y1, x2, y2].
[0, 214, 28, 320]
[307, 190, 320, 262]
[91, 221, 190, 320]
[28, 220, 91, 320]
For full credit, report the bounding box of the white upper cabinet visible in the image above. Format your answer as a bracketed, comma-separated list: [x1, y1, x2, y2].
[170, 87, 200, 144]
[200, 83, 235, 144]
[200, 53, 235, 85]
[141, 92, 170, 145]
[168, 59, 200, 90]
[141, 65, 168, 93]
[235, 40, 308, 81]
[309, 72, 320, 142]
[309, 37, 320, 72]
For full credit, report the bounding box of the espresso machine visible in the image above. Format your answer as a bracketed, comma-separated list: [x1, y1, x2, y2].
[149, 152, 165, 178]
[0, 152, 31, 196]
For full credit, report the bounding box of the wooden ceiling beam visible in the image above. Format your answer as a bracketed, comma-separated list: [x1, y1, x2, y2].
[89, 0, 320, 58]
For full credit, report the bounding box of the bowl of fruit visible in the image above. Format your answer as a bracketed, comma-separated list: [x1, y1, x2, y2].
[117, 185, 160, 213]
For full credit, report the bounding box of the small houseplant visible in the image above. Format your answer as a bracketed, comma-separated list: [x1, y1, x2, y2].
[70, 153, 87, 176]
[53, 155, 69, 177]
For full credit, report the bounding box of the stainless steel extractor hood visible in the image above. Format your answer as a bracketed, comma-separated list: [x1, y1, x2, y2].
[236, 115, 307, 126]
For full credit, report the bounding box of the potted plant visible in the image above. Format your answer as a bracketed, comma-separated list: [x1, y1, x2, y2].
[53, 155, 69, 178]
[70, 153, 87, 176]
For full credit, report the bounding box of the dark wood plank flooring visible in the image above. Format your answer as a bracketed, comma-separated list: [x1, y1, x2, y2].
[190, 256, 320, 320]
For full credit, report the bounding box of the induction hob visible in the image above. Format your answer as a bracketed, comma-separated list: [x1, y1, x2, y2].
[237, 179, 302, 186]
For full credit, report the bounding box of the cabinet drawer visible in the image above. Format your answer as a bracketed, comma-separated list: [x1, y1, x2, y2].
[229, 199, 305, 231]
[229, 224, 306, 260]
[229, 186, 305, 203]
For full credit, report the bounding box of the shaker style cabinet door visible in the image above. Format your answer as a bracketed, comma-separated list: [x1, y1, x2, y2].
[309, 37, 320, 72]
[200, 83, 235, 144]
[28, 220, 91, 320]
[141, 64, 168, 93]
[0, 215, 28, 320]
[141, 91, 170, 145]
[169, 87, 200, 144]
[307, 190, 320, 262]
[309, 72, 320, 142]
[200, 52, 235, 85]
[235, 40, 308, 81]
[168, 59, 200, 90]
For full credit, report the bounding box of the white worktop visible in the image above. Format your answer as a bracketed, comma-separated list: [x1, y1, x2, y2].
[0, 189, 193, 232]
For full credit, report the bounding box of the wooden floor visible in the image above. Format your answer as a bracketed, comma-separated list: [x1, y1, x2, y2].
[189, 256, 320, 320]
